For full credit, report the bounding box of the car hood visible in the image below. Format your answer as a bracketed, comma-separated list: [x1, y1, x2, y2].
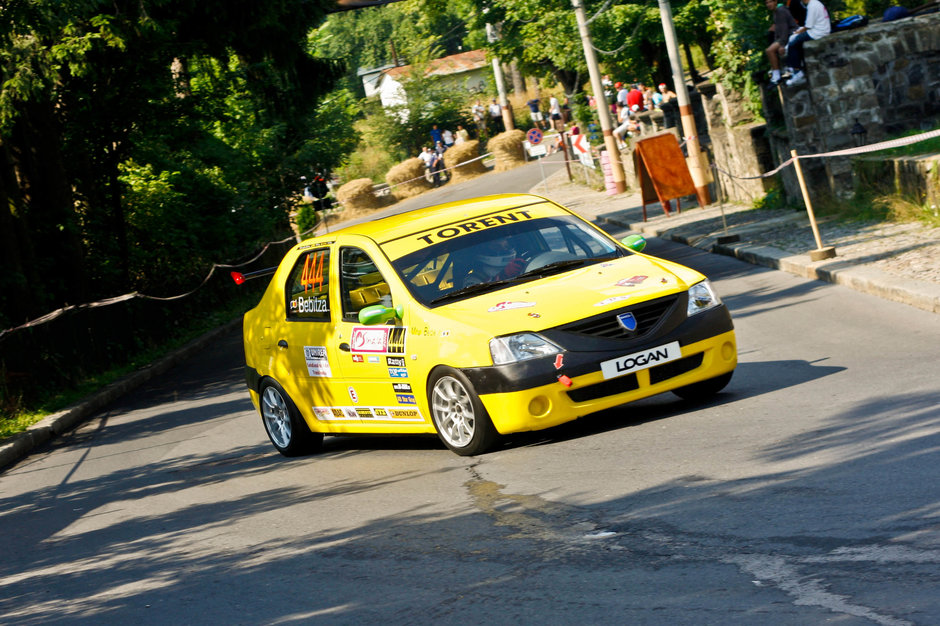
[439, 254, 702, 329]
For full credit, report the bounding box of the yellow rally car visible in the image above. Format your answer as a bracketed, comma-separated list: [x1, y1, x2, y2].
[241, 194, 736, 456]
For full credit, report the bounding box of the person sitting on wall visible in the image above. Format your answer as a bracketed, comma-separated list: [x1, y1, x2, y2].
[784, 0, 831, 87]
[766, 0, 799, 85]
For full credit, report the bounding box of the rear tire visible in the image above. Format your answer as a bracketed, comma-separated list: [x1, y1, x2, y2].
[428, 368, 498, 456]
[672, 371, 734, 401]
[259, 379, 324, 457]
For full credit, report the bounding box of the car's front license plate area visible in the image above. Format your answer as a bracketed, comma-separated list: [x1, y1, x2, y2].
[600, 341, 682, 380]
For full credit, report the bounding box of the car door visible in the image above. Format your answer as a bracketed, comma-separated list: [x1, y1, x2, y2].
[331, 243, 425, 427]
[277, 245, 360, 425]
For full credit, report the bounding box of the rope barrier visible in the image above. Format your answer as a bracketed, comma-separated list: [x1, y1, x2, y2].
[6, 127, 936, 335]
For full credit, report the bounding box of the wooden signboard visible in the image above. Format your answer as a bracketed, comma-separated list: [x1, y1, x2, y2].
[633, 133, 698, 221]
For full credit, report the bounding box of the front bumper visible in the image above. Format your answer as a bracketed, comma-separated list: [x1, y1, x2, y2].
[462, 303, 736, 434]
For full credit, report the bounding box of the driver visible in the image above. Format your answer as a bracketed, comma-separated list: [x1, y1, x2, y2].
[464, 238, 526, 286]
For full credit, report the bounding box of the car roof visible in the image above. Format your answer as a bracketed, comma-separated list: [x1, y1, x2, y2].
[308, 193, 560, 246]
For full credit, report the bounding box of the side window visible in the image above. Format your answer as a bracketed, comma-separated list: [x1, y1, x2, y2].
[286, 248, 331, 321]
[341, 247, 392, 321]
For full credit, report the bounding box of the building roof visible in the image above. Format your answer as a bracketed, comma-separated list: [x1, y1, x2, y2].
[384, 49, 487, 81]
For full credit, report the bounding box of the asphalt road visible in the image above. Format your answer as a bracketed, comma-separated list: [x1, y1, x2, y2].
[1, 155, 938, 625]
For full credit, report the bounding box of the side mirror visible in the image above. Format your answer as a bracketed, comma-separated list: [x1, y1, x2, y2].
[621, 234, 646, 253]
[358, 304, 404, 325]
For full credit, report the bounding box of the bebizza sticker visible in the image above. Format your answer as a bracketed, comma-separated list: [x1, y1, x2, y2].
[600, 341, 682, 380]
[488, 301, 536, 312]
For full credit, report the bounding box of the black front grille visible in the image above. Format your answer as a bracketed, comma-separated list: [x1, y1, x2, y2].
[648, 353, 704, 385]
[567, 373, 639, 403]
[558, 294, 678, 340]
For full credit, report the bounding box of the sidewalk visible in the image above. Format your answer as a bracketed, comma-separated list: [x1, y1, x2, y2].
[532, 167, 940, 315]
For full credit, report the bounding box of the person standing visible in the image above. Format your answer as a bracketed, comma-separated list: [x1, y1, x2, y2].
[455, 124, 470, 144]
[549, 95, 562, 130]
[442, 128, 454, 147]
[766, 0, 799, 85]
[471, 100, 486, 135]
[626, 84, 645, 112]
[785, 0, 830, 86]
[526, 97, 546, 129]
[489, 99, 504, 133]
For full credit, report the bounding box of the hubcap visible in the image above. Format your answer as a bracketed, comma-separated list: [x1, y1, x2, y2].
[261, 386, 292, 449]
[431, 376, 475, 448]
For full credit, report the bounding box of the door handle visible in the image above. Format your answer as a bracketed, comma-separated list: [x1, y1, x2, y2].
[277, 340, 288, 349]
[339, 342, 350, 352]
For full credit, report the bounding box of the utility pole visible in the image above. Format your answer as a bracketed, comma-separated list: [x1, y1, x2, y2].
[657, 0, 711, 206]
[571, 0, 626, 193]
[487, 23, 515, 133]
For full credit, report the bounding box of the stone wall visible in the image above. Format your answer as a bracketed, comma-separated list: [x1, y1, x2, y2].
[766, 11, 940, 198]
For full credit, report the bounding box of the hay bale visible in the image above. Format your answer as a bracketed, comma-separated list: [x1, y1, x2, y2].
[447, 140, 488, 183]
[488, 129, 527, 172]
[386, 157, 432, 198]
[336, 178, 382, 211]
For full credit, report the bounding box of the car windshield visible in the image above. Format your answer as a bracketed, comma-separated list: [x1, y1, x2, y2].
[388, 215, 624, 307]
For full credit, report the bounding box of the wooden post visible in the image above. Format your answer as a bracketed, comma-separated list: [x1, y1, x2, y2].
[790, 149, 836, 261]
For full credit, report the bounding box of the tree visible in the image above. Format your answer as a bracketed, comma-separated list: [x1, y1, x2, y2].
[0, 0, 349, 327]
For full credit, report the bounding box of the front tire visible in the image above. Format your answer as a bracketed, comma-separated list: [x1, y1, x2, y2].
[428, 368, 498, 456]
[259, 379, 324, 457]
[672, 371, 734, 401]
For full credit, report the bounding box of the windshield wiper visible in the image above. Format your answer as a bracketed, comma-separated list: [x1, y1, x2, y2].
[428, 279, 518, 305]
[514, 258, 589, 279]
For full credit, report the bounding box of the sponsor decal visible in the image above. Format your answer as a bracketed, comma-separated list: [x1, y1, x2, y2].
[488, 301, 537, 312]
[344, 407, 358, 419]
[289, 299, 298, 311]
[350, 326, 406, 354]
[390, 408, 421, 419]
[554, 354, 564, 370]
[374, 408, 388, 417]
[296, 295, 328, 313]
[600, 341, 682, 380]
[313, 407, 333, 420]
[617, 312, 638, 332]
[348, 386, 359, 403]
[396, 394, 417, 405]
[616, 275, 648, 287]
[303, 345, 332, 377]
[413, 209, 535, 246]
[661, 278, 668, 284]
[386, 356, 406, 367]
[388, 367, 408, 378]
[392, 382, 413, 393]
[356, 407, 374, 418]
[367, 356, 380, 364]
[594, 295, 633, 307]
[331, 408, 344, 417]
[352, 354, 364, 363]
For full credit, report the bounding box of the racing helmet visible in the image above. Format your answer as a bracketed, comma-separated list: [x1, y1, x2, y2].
[479, 238, 516, 270]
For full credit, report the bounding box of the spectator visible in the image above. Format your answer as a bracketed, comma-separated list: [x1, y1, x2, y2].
[616, 82, 629, 108]
[455, 124, 470, 144]
[489, 99, 504, 133]
[626, 84, 645, 112]
[430, 141, 447, 186]
[471, 100, 486, 135]
[785, 0, 830, 86]
[430, 124, 443, 145]
[549, 95, 562, 130]
[418, 146, 434, 181]
[657, 83, 677, 105]
[766, 0, 798, 85]
[643, 85, 655, 111]
[442, 128, 454, 147]
[526, 97, 547, 129]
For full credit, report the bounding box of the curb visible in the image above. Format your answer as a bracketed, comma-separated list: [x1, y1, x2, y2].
[596, 214, 940, 315]
[0, 317, 243, 472]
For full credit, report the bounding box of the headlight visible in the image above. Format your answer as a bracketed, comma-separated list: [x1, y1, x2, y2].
[687, 280, 721, 316]
[490, 333, 561, 365]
